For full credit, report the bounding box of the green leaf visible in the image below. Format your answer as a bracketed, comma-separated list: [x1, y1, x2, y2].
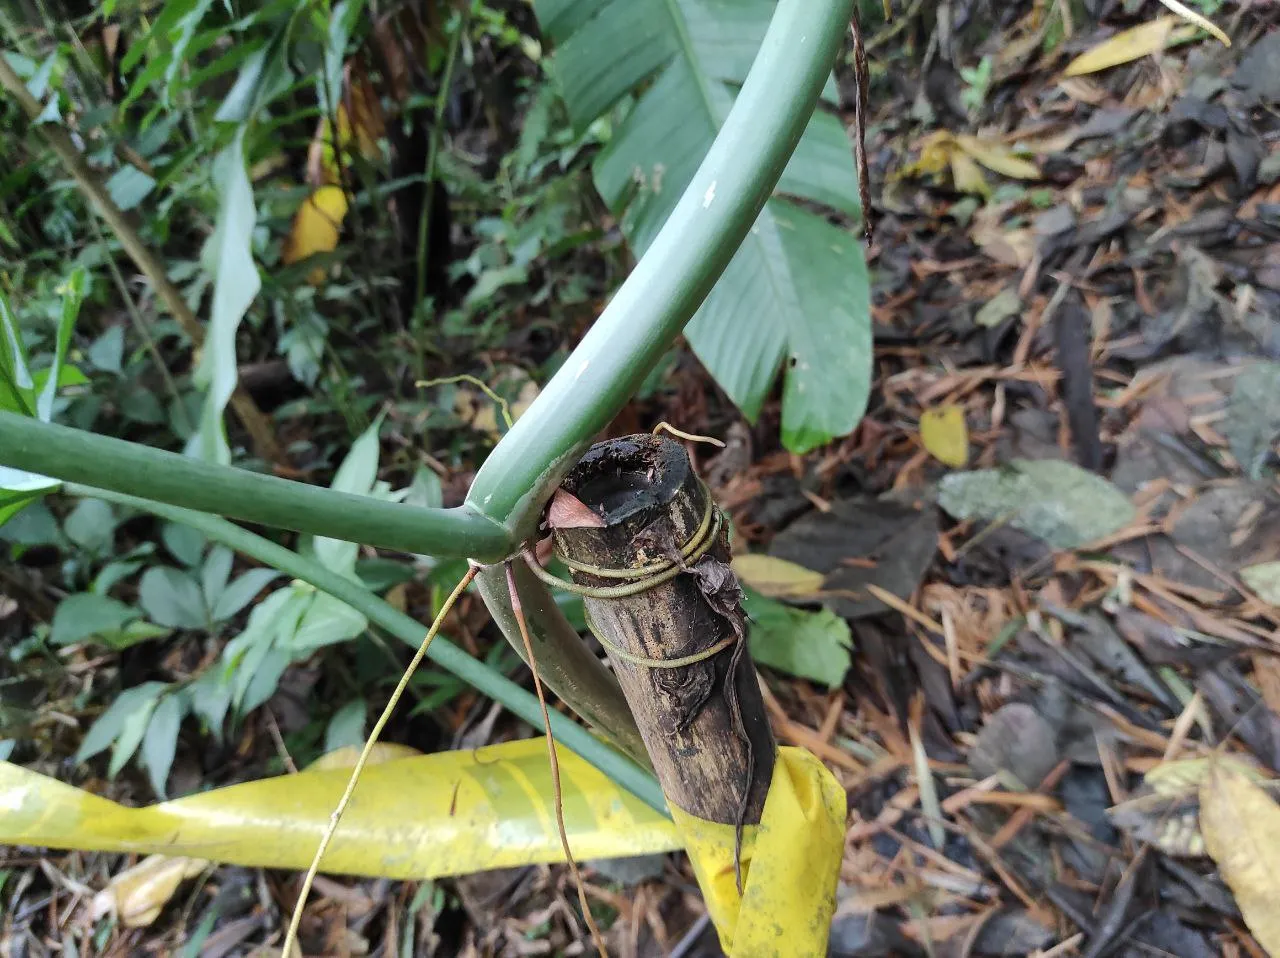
[189, 669, 233, 742]
[109, 694, 159, 778]
[194, 127, 259, 465]
[211, 568, 279, 621]
[141, 695, 184, 798]
[163, 0, 218, 104]
[62, 498, 117, 554]
[0, 474, 57, 527]
[540, 0, 871, 452]
[0, 286, 35, 416]
[213, 21, 291, 124]
[87, 326, 124, 374]
[163, 521, 207, 567]
[322, 0, 368, 113]
[75, 682, 169, 764]
[290, 591, 368, 652]
[120, 0, 199, 73]
[201, 544, 234, 606]
[325, 698, 366, 754]
[742, 588, 852, 687]
[939, 459, 1136, 549]
[313, 417, 383, 577]
[51, 593, 140, 646]
[105, 166, 157, 211]
[139, 567, 208, 629]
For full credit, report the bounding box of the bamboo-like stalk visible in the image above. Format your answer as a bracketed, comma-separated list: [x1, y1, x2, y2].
[0, 53, 284, 465]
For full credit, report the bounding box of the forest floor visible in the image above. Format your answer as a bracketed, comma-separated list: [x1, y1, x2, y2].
[6, 2, 1280, 956]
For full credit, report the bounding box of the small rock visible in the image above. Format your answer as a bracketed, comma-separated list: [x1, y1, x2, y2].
[586, 854, 667, 887]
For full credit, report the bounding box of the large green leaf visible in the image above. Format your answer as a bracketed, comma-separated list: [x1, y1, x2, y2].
[194, 127, 259, 464]
[536, 0, 871, 452]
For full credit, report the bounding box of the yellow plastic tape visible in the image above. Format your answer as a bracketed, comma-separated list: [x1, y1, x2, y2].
[0, 738, 680, 878]
[671, 747, 847, 957]
[1, 741, 845, 954]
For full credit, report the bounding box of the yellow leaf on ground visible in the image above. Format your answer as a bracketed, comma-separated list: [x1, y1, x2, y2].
[91, 855, 207, 927]
[954, 135, 1040, 180]
[1199, 762, 1280, 954]
[731, 554, 825, 598]
[282, 186, 349, 285]
[949, 150, 990, 197]
[920, 406, 970, 468]
[1063, 17, 1199, 76]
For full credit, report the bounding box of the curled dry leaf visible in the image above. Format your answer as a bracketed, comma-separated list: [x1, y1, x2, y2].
[91, 855, 208, 927]
[1199, 762, 1280, 953]
[547, 488, 605, 529]
[731, 554, 825, 598]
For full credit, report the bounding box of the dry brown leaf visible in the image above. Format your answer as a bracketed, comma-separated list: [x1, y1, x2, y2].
[91, 855, 208, 927]
[1200, 762, 1280, 953]
[731, 554, 825, 598]
[1063, 17, 1199, 77]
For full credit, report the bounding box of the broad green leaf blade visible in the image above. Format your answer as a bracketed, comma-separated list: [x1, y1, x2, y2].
[141, 695, 184, 798]
[290, 591, 367, 652]
[75, 682, 170, 764]
[545, 0, 871, 451]
[742, 588, 852, 687]
[138, 567, 208, 630]
[50, 593, 141, 647]
[194, 128, 259, 464]
[0, 738, 681, 878]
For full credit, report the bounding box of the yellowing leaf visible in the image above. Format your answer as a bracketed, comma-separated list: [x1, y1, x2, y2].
[282, 186, 349, 285]
[1063, 17, 1199, 77]
[731, 554, 825, 598]
[1200, 763, 1280, 953]
[896, 131, 956, 181]
[920, 406, 969, 468]
[953, 135, 1040, 180]
[91, 855, 207, 927]
[949, 150, 990, 197]
[0, 738, 679, 879]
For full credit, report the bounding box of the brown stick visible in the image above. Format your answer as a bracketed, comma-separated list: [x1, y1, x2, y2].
[554, 435, 776, 830]
[0, 53, 285, 466]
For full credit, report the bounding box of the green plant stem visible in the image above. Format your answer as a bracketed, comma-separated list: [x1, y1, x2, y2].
[61, 481, 666, 814]
[465, 0, 855, 542]
[2, 413, 513, 561]
[0, 50, 285, 466]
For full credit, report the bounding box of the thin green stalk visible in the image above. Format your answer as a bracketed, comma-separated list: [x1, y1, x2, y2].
[61, 482, 665, 813]
[2, 414, 513, 561]
[465, 0, 855, 542]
